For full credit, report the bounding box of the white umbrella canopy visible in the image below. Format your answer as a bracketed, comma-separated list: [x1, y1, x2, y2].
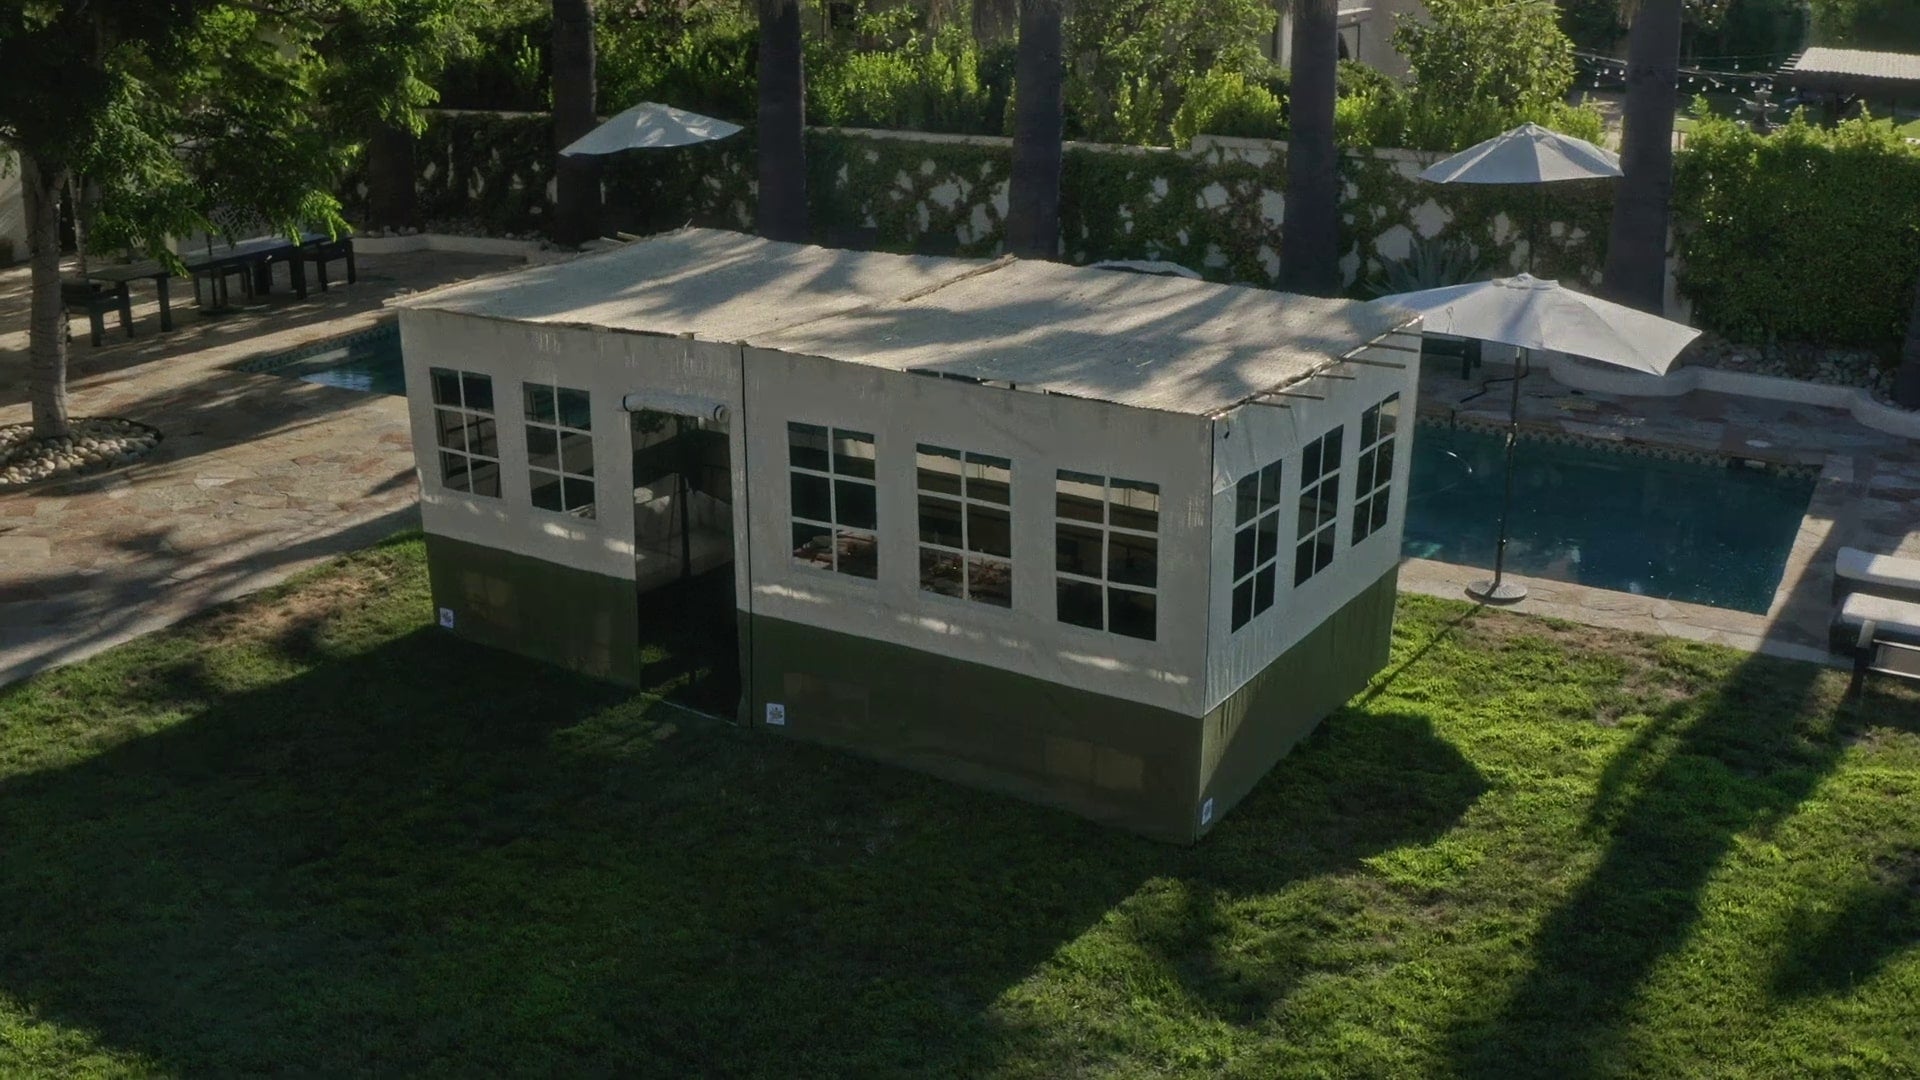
[1376, 274, 1699, 375]
[1418, 122, 1622, 185]
[560, 102, 743, 157]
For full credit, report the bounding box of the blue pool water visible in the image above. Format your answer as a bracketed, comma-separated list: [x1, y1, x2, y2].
[252, 326, 406, 395]
[1404, 424, 1816, 614]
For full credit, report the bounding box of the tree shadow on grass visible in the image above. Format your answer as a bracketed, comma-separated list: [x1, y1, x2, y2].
[0, 615, 1482, 1077]
[1768, 848, 1920, 1001]
[1444, 646, 1909, 1078]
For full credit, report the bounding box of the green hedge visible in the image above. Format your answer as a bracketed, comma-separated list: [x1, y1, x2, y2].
[1674, 113, 1920, 347]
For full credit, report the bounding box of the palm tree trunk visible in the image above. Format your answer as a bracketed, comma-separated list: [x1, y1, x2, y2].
[1601, 0, 1681, 314]
[973, 0, 1018, 44]
[756, 0, 808, 242]
[1005, 0, 1065, 260]
[365, 125, 418, 231]
[22, 152, 71, 441]
[551, 0, 600, 246]
[1280, 0, 1340, 297]
[1895, 272, 1920, 408]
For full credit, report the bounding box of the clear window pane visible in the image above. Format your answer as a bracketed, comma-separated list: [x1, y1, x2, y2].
[1323, 427, 1343, 469]
[1108, 533, 1157, 588]
[439, 452, 470, 491]
[836, 479, 877, 530]
[920, 548, 965, 597]
[969, 503, 1011, 558]
[430, 368, 462, 407]
[789, 422, 830, 472]
[435, 409, 467, 451]
[837, 530, 878, 579]
[1109, 589, 1156, 641]
[1234, 525, 1256, 579]
[470, 461, 501, 498]
[557, 387, 592, 431]
[531, 472, 564, 512]
[791, 472, 832, 523]
[1301, 437, 1322, 484]
[1294, 541, 1315, 586]
[1232, 579, 1253, 630]
[1108, 479, 1159, 533]
[1354, 500, 1373, 542]
[526, 425, 559, 471]
[919, 495, 963, 547]
[916, 445, 962, 497]
[1357, 448, 1377, 493]
[1360, 405, 1379, 448]
[1315, 529, 1335, 573]
[469, 417, 499, 460]
[792, 522, 833, 569]
[1256, 512, 1280, 564]
[1259, 461, 1282, 508]
[833, 431, 876, 480]
[1376, 440, 1394, 483]
[462, 373, 494, 413]
[969, 558, 1012, 607]
[563, 476, 596, 516]
[1371, 492, 1390, 532]
[1254, 564, 1276, 614]
[523, 382, 556, 424]
[560, 430, 594, 476]
[1057, 579, 1104, 630]
[1056, 523, 1104, 577]
[965, 455, 1012, 505]
[1236, 473, 1260, 526]
[1056, 471, 1105, 523]
[1379, 394, 1399, 439]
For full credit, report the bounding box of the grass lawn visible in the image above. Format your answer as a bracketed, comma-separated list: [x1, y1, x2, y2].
[2, 534, 1916, 1077]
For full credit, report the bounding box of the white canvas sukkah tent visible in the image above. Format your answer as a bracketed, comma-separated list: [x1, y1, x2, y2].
[389, 228, 1422, 841]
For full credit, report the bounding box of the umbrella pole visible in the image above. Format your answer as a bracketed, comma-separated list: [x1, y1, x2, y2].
[1469, 347, 1529, 604]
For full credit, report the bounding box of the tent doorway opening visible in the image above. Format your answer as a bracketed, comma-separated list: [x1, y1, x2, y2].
[631, 407, 739, 714]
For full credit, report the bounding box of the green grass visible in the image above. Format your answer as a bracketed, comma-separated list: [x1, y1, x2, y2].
[2, 534, 1916, 1078]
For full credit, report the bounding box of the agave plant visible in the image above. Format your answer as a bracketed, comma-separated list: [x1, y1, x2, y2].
[1363, 236, 1490, 299]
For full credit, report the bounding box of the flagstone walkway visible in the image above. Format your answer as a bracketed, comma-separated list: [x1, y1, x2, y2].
[0, 251, 523, 685]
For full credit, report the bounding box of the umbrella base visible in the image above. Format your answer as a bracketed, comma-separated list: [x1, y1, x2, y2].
[1467, 578, 1528, 604]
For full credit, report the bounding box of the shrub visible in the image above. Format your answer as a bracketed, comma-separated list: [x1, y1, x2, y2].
[1674, 111, 1920, 347]
[1171, 67, 1286, 145]
[807, 26, 1001, 134]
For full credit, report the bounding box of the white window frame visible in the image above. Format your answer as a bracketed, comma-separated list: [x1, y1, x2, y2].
[1294, 426, 1344, 586]
[429, 367, 500, 498]
[1230, 457, 1285, 631]
[916, 445, 1013, 608]
[1054, 470, 1160, 641]
[787, 422, 879, 580]
[1352, 393, 1400, 545]
[522, 378, 596, 519]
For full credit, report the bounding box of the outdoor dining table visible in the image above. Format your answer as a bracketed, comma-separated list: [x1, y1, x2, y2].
[83, 232, 355, 334]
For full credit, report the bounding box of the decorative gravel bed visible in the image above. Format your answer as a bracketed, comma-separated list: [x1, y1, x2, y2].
[1688, 337, 1904, 405]
[0, 418, 163, 489]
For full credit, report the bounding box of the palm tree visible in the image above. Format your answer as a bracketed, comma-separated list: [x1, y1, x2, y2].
[1004, 0, 1065, 259]
[973, 0, 1018, 44]
[551, 0, 599, 246]
[1601, 0, 1681, 313]
[756, 0, 808, 242]
[1280, 0, 1340, 297]
[1896, 277, 1920, 408]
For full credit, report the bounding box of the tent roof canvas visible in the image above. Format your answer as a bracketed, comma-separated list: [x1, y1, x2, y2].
[392, 228, 1414, 416]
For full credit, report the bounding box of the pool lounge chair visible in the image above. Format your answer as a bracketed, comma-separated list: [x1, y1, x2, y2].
[1833, 546, 1920, 605]
[1835, 592, 1920, 696]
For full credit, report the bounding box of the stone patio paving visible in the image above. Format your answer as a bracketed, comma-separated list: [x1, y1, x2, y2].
[0, 250, 523, 684]
[2, 256, 1917, 686]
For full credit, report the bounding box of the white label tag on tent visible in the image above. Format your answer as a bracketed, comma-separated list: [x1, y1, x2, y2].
[765, 703, 787, 726]
[438, 607, 456, 629]
[1200, 798, 1215, 826]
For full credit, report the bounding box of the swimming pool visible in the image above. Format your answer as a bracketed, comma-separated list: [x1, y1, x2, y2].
[241, 323, 405, 395]
[1404, 424, 1815, 614]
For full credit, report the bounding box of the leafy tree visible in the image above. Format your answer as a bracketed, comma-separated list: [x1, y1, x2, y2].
[552, 0, 600, 245]
[1061, 0, 1274, 145]
[0, 1, 464, 442]
[1282, 0, 1340, 297]
[1808, 0, 1920, 52]
[1006, 0, 1067, 258]
[1603, 0, 1682, 313]
[1397, 0, 1577, 118]
[756, 0, 807, 241]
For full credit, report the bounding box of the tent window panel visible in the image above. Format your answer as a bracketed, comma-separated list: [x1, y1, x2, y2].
[1229, 454, 1286, 631]
[1054, 470, 1160, 641]
[916, 443, 1014, 607]
[524, 379, 596, 519]
[1295, 427, 1343, 585]
[790, 421, 880, 579]
[429, 367, 500, 499]
[1353, 394, 1400, 545]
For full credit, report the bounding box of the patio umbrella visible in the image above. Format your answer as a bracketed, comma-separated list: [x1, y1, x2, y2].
[1377, 275, 1701, 603]
[559, 102, 743, 157]
[1417, 122, 1622, 185]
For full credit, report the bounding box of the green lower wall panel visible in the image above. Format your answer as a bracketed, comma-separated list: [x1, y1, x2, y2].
[1196, 566, 1400, 837]
[743, 567, 1397, 843]
[425, 533, 643, 686]
[742, 613, 1206, 843]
